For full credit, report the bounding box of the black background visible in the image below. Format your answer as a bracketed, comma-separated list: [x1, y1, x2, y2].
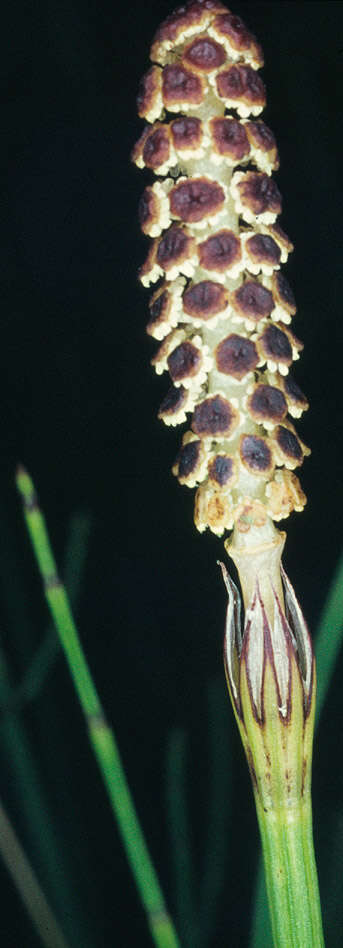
[2, 2, 343, 946]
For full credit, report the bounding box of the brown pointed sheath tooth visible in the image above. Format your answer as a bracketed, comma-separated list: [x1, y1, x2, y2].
[280, 565, 314, 711]
[136, 0, 309, 535]
[220, 562, 242, 716]
[242, 584, 295, 725]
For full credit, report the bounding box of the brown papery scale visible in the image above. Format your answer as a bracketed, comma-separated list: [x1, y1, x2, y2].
[133, 0, 310, 538]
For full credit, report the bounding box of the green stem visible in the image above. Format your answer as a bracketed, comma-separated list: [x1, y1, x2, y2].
[255, 799, 324, 948]
[16, 466, 180, 948]
[10, 511, 91, 710]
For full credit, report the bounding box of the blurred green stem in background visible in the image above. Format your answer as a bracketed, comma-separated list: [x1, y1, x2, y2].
[16, 466, 181, 948]
[0, 797, 70, 948]
[0, 507, 93, 947]
[250, 556, 343, 948]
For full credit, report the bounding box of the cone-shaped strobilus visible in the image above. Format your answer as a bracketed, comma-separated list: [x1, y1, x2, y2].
[133, 3, 324, 945]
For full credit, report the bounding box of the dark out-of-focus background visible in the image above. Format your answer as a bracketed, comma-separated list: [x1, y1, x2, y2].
[2, 2, 343, 946]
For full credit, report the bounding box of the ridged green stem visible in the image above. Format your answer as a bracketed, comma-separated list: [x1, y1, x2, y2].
[16, 466, 180, 948]
[255, 798, 324, 948]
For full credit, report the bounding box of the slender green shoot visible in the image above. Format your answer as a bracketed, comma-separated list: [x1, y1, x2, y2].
[5, 512, 91, 712]
[0, 796, 70, 948]
[0, 511, 94, 947]
[16, 466, 181, 948]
